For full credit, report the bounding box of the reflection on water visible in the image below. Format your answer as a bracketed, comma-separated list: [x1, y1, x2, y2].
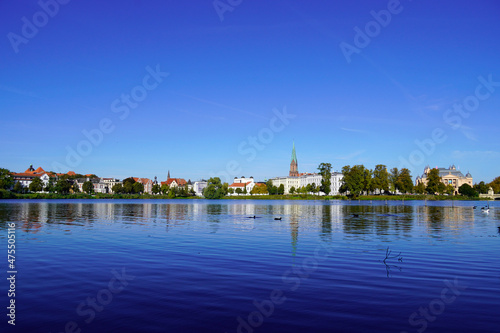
[1, 200, 499, 241]
[0, 199, 499, 333]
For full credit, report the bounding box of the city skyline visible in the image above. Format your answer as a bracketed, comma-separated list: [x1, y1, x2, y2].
[1, 1, 499, 183]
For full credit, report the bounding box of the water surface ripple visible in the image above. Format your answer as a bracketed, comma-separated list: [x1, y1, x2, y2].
[0, 199, 498, 332]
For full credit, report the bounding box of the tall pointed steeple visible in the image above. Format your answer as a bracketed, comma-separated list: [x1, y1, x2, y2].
[167, 170, 170, 179]
[291, 142, 297, 164]
[289, 142, 298, 177]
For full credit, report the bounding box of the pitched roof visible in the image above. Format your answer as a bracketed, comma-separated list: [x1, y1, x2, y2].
[12, 172, 39, 178]
[229, 181, 251, 187]
[161, 178, 187, 186]
[133, 177, 152, 185]
[422, 166, 471, 179]
[169, 178, 187, 186]
[12, 171, 56, 178]
[19, 166, 78, 178]
[438, 168, 465, 178]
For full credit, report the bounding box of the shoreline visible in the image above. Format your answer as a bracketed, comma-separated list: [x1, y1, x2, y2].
[0, 192, 490, 201]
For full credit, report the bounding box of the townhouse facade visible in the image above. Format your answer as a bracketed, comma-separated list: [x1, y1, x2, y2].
[133, 177, 153, 194]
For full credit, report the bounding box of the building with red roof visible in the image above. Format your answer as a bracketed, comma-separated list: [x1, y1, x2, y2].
[133, 177, 153, 194]
[228, 176, 255, 195]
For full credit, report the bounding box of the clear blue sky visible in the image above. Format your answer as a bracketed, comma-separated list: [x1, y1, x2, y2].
[1, 0, 499, 183]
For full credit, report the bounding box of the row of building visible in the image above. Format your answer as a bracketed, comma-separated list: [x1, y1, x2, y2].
[9, 144, 474, 196]
[10, 166, 209, 196]
[269, 143, 343, 195]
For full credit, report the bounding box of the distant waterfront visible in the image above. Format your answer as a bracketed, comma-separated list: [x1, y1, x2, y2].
[0, 192, 492, 201]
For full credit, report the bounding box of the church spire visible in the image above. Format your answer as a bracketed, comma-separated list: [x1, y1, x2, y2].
[168, 170, 170, 179]
[289, 142, 298, 177]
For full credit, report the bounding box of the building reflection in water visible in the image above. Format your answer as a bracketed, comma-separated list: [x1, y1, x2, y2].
[415, 205, 475, 236]
[1, 201, 496, 248]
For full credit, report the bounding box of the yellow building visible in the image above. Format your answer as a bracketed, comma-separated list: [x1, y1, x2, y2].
[415, 165, 473, 194]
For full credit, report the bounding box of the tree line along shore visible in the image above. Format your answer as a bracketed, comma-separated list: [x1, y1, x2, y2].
[1, 164, 499, 200]
[0, 192, 491, 201]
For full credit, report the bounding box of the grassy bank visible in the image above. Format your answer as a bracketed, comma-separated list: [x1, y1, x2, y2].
[224, 194, 485, 201]
[0, 189, 486, 201]
[0, 190, 199, 200]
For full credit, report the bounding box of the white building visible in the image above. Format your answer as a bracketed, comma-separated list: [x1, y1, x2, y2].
[101, 178, 122, 194]
[270, 144, 343, 195]
[193, 180, 208, 196]
[74, 177, 123, 194]
[228, 176, 255, 195]
[270, 172, 343, 195]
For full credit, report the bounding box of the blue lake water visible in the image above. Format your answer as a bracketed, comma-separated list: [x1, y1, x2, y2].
[0, 199, 499, 333]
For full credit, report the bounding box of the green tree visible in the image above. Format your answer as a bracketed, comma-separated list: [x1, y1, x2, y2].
[414, 182, 426, 194]
[160, 183, 170, 195]
[189, 186, 196, 196]
[45, 179, 55, 193]
[318, 163, 332, 195]
[425, 168, 442, 194]
[13, 182, 24, 193]
[55, 179, 72, 194]
[243, 187, 248, 195]
[72, 183, 81, 193]
[289, 186, 296, 194]
[152, 184, 161, 195]
[458, 183, 478, 197]
[122, 177, 136, 194]
[266, 179, 277, 195]
[83, 181, 94, 194]
[235, 188, 242, 195]
[228, 188, 235, 195]
[362, 167, 373, 195]
[250, 183, 267, 195]
[112, 183, 124, 194]
[489, 176, 500, 193]
[437, 182, 446, 195]
[389, 168, 399, 193]
[398, 168, 414, 194]
[445, 184, 455, 195]
[0, 168, 14, 190]
[178, 185, 188, 197]
[167, 187, 177, 198]
[305, 183, 312, 194]
[278, 184, 285, 195]
[222, 182, 229, 196]
[203, 177, 226, 199]
[29, 177, 43, 192]
[311, 183, 318, 195]
[133, 182, 144, 194]
[340, 165, 364, 197]
[372, 165, 389, 194]
[473, 181, 489, 194]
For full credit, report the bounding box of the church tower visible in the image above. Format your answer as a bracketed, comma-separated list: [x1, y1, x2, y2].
[289, 142, 298, 177]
